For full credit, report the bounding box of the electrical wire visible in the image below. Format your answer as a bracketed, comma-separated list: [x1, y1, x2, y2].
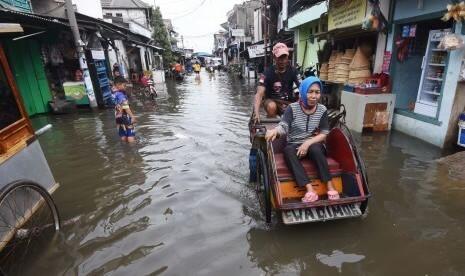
[156, 0, 198, 6]
[182, 32, 216, 38]
[169, 0, 208, 20]
[156, 0, 204, 17]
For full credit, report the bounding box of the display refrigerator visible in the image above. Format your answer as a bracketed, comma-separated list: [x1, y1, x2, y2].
[414, 29, 451, 117]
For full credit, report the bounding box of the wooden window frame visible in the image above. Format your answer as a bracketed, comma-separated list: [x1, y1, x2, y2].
[0, 43, 34, 155]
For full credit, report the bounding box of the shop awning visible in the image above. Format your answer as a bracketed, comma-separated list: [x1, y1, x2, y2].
[73, 13, 164, 52]
[127, 37, 164, 51]
[0, 8, 69, 29]
[314, 25, 377, 41]
[288, 2, 327, 29]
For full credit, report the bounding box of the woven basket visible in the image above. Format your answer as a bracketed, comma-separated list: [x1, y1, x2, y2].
[349, 69, 371, 79]
[345, 49, 356, 55]
[334, 52, 343, 64]
[349, 47, 370, 70]
[336, 64, 350, 71]
[348, 77, 369, 84]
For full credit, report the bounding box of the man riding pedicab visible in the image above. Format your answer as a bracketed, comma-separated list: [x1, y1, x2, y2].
[253, 43, 301, 123]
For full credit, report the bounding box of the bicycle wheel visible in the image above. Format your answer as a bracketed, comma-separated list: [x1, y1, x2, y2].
[0, 180, 60, 274]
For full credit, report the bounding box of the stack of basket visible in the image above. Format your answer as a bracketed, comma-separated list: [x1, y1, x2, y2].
[348, 47, 371, 84]
[319, 62, 329, 81]
[327, 51, 338, 81]
[334, 49, 355, 83]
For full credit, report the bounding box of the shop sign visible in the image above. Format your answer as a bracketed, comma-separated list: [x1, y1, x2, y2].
[91, 50, 105, 60]
[248, 44, 265, 58]
[328, 0, 367, 31]
[231, 29, 245, 37]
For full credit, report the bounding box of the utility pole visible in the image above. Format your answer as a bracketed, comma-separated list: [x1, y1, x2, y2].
[65, 0, 97, 108]
[263, 0, 267, 68]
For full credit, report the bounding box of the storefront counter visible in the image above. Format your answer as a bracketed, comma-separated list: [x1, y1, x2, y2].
[341, 91, 396, 132]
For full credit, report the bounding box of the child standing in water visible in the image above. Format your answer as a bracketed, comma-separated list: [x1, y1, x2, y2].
[113, 77, 136, 143]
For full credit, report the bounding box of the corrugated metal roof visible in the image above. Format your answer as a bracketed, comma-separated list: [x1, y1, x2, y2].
[102, 0, 151, 9]
[0, 8, 69, 27]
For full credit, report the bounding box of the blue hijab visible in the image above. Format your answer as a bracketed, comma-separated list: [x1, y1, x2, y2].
[299, 76, 323, 108]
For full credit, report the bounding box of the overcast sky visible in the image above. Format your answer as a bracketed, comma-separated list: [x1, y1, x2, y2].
[141, 0, 243, 53]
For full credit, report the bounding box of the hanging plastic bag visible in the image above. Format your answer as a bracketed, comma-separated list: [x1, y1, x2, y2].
[362, 0, 388, 33]
[438, 34, 465, 50]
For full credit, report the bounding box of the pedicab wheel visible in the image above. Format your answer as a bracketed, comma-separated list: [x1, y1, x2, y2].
[0, 180, 60, 275]
[255, 149, 272, 223]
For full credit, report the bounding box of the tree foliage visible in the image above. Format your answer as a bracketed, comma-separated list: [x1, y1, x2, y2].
[151, 7, 173, 67]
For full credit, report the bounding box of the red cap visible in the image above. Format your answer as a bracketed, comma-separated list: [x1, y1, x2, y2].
[272, 43, 289, 57]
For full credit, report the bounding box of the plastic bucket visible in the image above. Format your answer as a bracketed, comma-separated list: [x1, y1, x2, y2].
[458, 112, 465, 147]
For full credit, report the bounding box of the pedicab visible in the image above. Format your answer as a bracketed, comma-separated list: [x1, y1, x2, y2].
[249, 106, 370, 224]
[0, 42, 60, 273]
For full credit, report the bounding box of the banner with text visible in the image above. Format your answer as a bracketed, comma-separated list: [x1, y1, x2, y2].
[328, 0, 367, 31]
[248, 44, 265, 58]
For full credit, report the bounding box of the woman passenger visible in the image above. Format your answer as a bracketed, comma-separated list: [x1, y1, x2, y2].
[265, 77, 339, 203]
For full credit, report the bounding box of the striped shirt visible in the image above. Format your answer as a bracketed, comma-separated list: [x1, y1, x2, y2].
[276, 103, 329, 144]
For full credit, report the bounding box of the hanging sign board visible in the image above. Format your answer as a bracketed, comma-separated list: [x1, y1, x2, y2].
[248, 44, 265, 58]
[0, 23, 23, 33]
[328, 0, 367, 31]
[231, 29, 245, 37]
[91, 50, 105, 60]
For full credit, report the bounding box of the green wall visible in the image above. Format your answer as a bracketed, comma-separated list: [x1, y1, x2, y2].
[295, 21, 325, 68]
[4, 39, 52, 116]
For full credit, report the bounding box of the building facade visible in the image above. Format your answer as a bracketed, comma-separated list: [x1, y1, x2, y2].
[388, 0, 465, 148]
[286, 1, 327, 69]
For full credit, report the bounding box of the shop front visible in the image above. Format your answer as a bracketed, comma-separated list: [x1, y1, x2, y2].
[287, 1, 327, 71]
[40, 31, 90, 106]
[388, 0, 465, 148]
[0, 10, 67, 116]
[314, 0, 394, 132]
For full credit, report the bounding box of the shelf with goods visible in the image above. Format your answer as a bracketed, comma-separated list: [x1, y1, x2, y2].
[414, 29, 450, 117]
[422, 90, 441, 96]
[426, 77, 443, 81]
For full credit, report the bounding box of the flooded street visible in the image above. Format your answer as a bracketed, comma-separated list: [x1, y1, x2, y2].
[30, 71, 465, 275]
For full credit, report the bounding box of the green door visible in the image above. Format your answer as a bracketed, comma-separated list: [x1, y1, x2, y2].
[4, 39, 52, 116]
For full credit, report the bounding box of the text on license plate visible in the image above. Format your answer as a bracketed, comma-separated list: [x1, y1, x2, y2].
[282, 204, 362, 225]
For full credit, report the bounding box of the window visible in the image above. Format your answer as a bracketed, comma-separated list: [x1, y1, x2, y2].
[104, 13, 112, 17]
[0, 63, 21, 130]
[115, 13, 123, 17]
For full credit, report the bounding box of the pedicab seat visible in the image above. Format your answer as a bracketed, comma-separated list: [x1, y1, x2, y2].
[274, 153, 342, 180]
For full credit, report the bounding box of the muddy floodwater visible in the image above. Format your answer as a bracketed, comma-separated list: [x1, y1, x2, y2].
[28, 71, 465, 275]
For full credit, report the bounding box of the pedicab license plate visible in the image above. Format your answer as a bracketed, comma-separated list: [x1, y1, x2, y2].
[282, 203, 362, 225]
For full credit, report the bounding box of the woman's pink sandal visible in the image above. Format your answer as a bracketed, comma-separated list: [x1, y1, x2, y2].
[302, 191, 318, 203]
[327, 190, 340, 201]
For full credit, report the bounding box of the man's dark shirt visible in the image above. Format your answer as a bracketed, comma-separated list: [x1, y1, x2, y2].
[258, 65, 301, 102]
